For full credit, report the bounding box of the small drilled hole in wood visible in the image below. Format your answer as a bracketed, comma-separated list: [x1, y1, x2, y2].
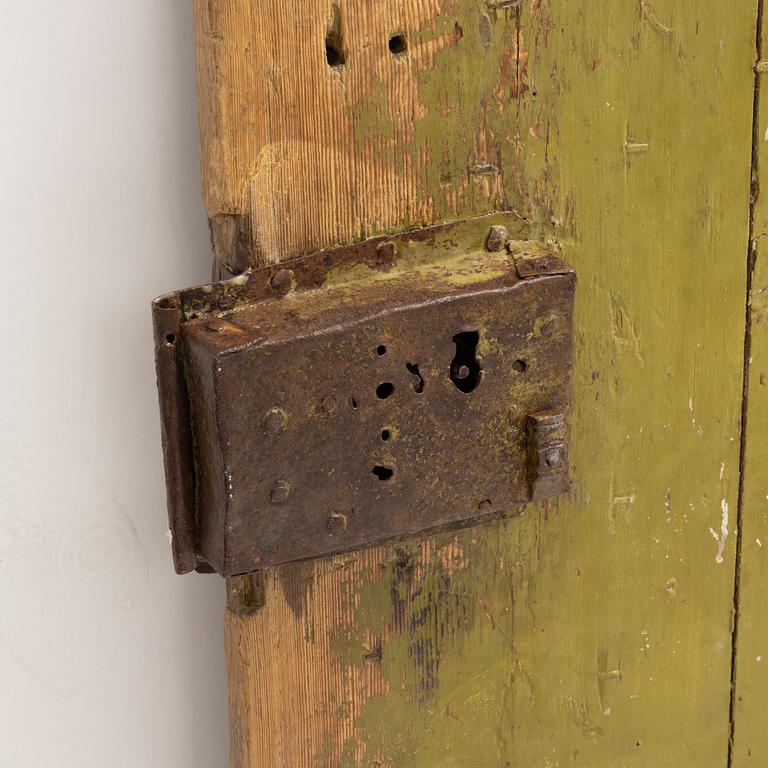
[351, 397, 359, 409]
[389, 33, 407, 55]
[377, 345, 387, 356]
[381, 429, 391, 441]
[326, 39, 345, 66]
[165, 333, 176, 346]
[512, 359, 527, 373]
[376, 382, 395, 399]
[326, 4, 346, 67]
[372, 465, 394, 481]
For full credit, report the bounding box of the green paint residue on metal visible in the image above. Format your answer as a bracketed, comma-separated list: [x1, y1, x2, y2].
[321, 214, 532, 291]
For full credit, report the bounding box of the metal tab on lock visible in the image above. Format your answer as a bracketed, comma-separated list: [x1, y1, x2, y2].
[527, 410, 569, 501]
[152, 215, 576, 576]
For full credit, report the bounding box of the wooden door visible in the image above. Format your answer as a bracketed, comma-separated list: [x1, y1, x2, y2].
[188, 0, 768, 765]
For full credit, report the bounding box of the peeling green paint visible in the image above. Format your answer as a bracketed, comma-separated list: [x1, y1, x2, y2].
[217, 0, 758, 763]
[352, 78, 395, 148]
[332, 0, 756, 765]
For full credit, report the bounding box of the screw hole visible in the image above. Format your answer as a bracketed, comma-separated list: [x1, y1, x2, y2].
[351, 397, 359, 409]
[165, 333, 176, 346]
[381, 429, 391, 441]
[389, 33, 407, 55]
[326, 4, 346, 67]
[372, 465, 394, 481]
[377, 345, 387, 356]
[376, 382, 395, 399]
[326, 40, 345, 66]
[512, 359, 527, 373]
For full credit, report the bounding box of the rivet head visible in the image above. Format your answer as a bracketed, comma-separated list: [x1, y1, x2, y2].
[540, 316, 560, 336]
[545, 448, 561, 467]
[486, 225, 508, 252]
[321, 395, 338, 414]
[217, 294, 236, 310]
[270, 480, 291, 504]
[377, 241, 398, 265]
[271, 268, 292, 295]
[456, 365, 471, 380]
[264, 408, 286, 435]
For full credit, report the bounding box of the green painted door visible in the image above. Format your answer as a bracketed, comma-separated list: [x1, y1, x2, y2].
[193, 0, 768, 764]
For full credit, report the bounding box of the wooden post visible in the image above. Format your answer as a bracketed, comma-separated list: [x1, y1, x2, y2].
[191, 0, 760, 765]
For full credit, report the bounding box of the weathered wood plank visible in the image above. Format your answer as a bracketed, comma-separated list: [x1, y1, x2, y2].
[209, 0, 757, 765]
[194, 0, 522, 268]
[730, 5, 768, 765]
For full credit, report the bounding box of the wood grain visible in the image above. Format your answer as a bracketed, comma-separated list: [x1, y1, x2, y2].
[729, 4, 768, 764]
[227, 540, 470, 766]
[201, 0, 759, 765]
[194, 0, 517, 269]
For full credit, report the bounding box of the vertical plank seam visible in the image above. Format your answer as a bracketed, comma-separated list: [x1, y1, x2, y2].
[728, 1, 764, 763]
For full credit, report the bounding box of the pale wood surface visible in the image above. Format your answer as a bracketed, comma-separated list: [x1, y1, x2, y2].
[196, 0, 760, 765]
[195, 0, 514, 269]
[226, 543, 463, 766]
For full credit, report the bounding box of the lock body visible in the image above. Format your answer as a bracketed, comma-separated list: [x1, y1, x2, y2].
[153, 215, 575, 575]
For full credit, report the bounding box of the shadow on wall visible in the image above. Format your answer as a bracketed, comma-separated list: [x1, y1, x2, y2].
[0, 1, 226, 766]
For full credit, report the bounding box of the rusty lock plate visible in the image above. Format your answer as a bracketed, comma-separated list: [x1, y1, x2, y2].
[153, 215, 576, 576]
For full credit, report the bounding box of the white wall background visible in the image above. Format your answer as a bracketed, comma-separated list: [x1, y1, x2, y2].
[0, 3, 228, 766]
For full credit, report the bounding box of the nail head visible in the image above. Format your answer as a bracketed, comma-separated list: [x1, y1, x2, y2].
[486, 225, 509, 252]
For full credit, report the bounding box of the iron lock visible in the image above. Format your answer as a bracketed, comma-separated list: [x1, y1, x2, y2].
[153, 214, 575, 576]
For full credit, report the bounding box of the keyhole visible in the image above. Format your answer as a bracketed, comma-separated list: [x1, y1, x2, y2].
[450, 330, 481, 393]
